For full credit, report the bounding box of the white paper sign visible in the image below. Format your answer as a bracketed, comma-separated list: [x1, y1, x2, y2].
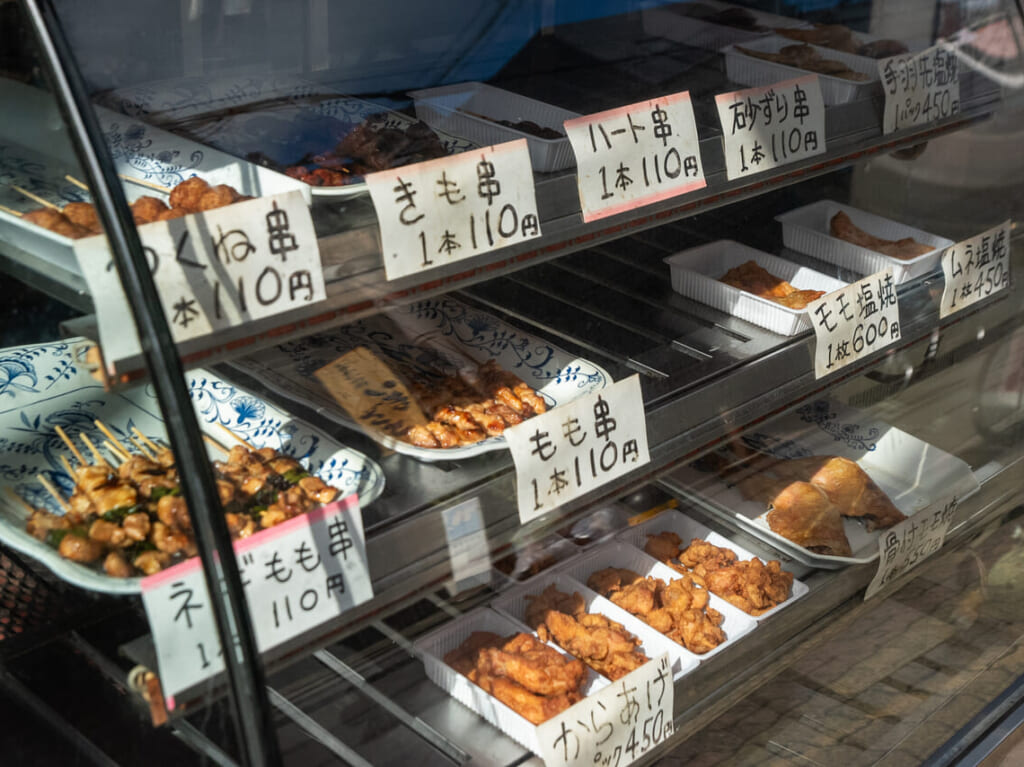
[808, 268, 901, 379]
[940, 220, 1012, 318]
[715, 75, 826, 181]
[441, 497, 490, 587]
[564, 91, 706, 223]
[365, 140, 541, 281]
[866, 495, 960, 599]
[77, 191, 324, 363]
[538, 653, 674, 767]
[504, 375, 650, 525]
[879, 45, 961, 134]
[140, 494, 372, 707]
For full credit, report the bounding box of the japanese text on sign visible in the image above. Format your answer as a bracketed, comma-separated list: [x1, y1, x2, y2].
[441, 497, 491, 590]
[365, 139, 541, 281]
[563, 91, 706, 223]
[808, 268, 901, 379]
[879, 45, 960, 134]
[715, 75, 826, 181]
[866, 496, 960, 599]
[140, 495, 373, 706]
[940, 220, 1012, 318]
[538, 653, 673, 767]
[77, 191, 324, 364]
[504, 375, 650, 525]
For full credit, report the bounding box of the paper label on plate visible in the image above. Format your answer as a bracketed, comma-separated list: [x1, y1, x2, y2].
[140, 494, 372, 706]
[715, 75, 826, 181]
[313, 346, 427, 440]
[441, 497, 490, 589]
[939, 220, 1012, 318]
[505, 375, 649, 524]
[865, 495, 960, 599]
[77, 191, 324, 361]
[538, 653, 673, 767]
[563, 91, 706, 223]
[879, 46, 960, 134]
[365, 139, 541, 281]
[808, 268, 901, 379]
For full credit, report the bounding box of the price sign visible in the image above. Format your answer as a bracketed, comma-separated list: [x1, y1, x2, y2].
[440, 497, 490, 589]
[77, 191, 324, 364]
[808, 268, 901, 379]
[940, 220, 1012, 318]
[538, 653, 673, 767]
[504, 375, 650, 525]
[865, 495, 961, 599]
[365, 140, 541, 281]
[140, 495, 372, 707]
[879, 46, 960, 134]
[563, 91, 706, 223]
[715, 75, 826, 181]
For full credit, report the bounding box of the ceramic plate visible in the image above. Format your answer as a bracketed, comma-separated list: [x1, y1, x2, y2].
[0, 339, 384, 595]
[228, 296, 612, 461]
[661, 399, 980, 568]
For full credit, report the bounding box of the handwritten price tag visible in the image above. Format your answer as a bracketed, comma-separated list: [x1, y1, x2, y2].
[538, 654, 673, 767]
[140, 495, 372, 707]
[940, 220, 1012, 318]
[865, 495, 962, 599]
[77, 191, 324, 367]
[564, 91, 706, 223]
[365, 140, 541, 281]
[504, 375, 650, 525]
[808, 269, 901, 379]
[715, 75, 826, 181]
[879, 45, 960, 134]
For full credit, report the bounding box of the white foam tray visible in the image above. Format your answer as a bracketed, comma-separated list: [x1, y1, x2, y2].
[410, 82, 579, 172]
[415, 607, 606, 752]
[775, 200, 954, 283]
[664, 240, 847, 336]
[556, 541, 757, 658]
[491, 570, 700, 680]
[616, 511, 809, 621]
[723, 35, 878, 105]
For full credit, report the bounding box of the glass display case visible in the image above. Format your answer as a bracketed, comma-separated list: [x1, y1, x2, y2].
[1, 1, 1023, 764]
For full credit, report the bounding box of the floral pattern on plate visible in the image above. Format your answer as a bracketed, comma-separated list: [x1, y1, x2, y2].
[229, 297, 612, 461]
[0, 340, 384, 595]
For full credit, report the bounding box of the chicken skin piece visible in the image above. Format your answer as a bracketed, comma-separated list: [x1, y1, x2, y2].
[168, 176, 211, 212]
[830, 211, 933, 260]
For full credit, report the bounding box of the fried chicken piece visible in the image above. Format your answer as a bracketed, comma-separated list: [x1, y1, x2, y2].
[830, 211, 933, 260]
[767, 481, 853, 557]
[525, 584, 587, 626]
[197, 184, 241, 211]
[23, 208, 91, 239]
[677, 538, 738, 573]
[720, 260, 825, 310]
[703, 559, 793, 616]
[63, 202, 101, 234]
[478, 633, 587, 696]
[130, 195, 169, 224]
[26, 508, 70, 541]
[586, 567, 644, 596]
[644, 531, 685, 564]
[467, 671, 581, 725]
[168, 176, 211, 212]
[538, 609, 648, 680]
[775, 23, 859, 53]
[156, 206, 188, 221]
[444, 630, 505, 675]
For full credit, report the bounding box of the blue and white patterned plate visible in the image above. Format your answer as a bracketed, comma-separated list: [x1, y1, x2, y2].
[0, 339, 384, 595]
[228, 297, 612, 461]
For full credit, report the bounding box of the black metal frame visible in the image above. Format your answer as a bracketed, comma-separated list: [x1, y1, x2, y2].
[20, 2, 281, 764]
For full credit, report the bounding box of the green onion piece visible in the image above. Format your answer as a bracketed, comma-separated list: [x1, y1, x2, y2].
[282, 469, 310, 485]
[101, 505, 139, 523]
[150, 486, 181, 501]
[45, 529, 69, 548]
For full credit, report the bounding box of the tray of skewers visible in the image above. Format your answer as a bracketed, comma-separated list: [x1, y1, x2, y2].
[0, 79, 309, 278]
[660, 399, 979, 568]
[0, 339, 384, 594]
[228, 296, 612, 461]
[642, 1, 812, 51]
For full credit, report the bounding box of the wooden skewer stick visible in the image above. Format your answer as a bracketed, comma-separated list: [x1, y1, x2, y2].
[103, 440, 128, 464]
[6, 488, 36, 514]
[60, 455, 77, 479]
[216, 423, 255, 451]
[128, 436, 156, 459]
[37, 474, 69, 512]
[202, 434, 229, 454]
[54, 425, 88, 465]
[64, 174, 89, 191]
[79, 432, 110, 468]
[0, 204, 23, 218]
[94, 420, 133, 457]
[11, 185, 60, 210]
[120, 175, 171, 194]
[132, 427, 163, 454]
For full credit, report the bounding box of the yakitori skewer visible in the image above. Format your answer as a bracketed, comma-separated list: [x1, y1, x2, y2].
[0, 204, 23, 218]
[217, 423, 255, 450]
[103, 440, 128, 464]
[94, 420, 133, 458]
[59, 455, 76, 479]
[64, 174, 88, 191]
[7, 488, 35, 514]
[54, 425, 88, 466]
[131, 427, 163, 455]
[202, 434, 229, 454]
[79, 432, 110, 468]
[120, 175, 171, 194]
[37, 473, 69, 512]
[12, 185, 59, 210]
